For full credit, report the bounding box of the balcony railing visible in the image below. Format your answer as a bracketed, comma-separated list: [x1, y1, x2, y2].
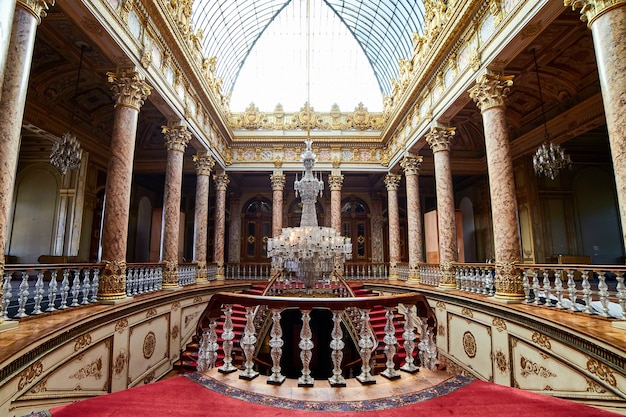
[224, 263, 272, 280]
[195, 291, 438, 385]
[1, 263, 101, 320]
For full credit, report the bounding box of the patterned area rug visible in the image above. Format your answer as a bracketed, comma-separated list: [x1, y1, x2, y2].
[184, 372, 473, 412]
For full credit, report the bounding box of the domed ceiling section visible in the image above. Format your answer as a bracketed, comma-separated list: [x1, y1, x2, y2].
[191, 0, 427, 111]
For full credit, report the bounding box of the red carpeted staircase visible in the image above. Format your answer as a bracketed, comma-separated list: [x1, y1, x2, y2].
[349, 283, 417, 373]
[175, 284, 268, 373]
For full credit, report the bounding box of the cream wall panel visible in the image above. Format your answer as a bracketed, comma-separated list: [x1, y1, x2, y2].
[180, 302, 205, 347]
[447, 312, 493, 381]
[127, 312, 170, 386]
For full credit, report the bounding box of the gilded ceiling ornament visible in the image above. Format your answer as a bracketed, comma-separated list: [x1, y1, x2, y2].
[565, 0, 625, 26]
[140, 47, 152, 69]
[236, 103, 268, 130]
[424, 0, 449, 42]
[469, 48, 481, 71]
[286, 103, 328, 130]
[490, 0, 503, 25]
[120, 0, 133, 23]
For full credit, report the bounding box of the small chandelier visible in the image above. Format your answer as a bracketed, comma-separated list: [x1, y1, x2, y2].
[51, 44, 86, 174]
[531, 48, 571, 180]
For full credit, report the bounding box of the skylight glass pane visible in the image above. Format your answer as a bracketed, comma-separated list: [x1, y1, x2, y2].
[229, 0, 383, 113]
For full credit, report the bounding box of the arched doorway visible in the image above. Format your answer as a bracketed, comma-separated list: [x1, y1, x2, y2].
[241, 196, 272, 263]
[341, 196, 371, 262]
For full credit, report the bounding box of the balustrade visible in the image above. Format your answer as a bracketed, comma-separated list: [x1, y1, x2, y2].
[125, 263, 163, 296]
[195, 292, 438, 386]
[1, 264, 101, 320]
[225, 263, 272, 280]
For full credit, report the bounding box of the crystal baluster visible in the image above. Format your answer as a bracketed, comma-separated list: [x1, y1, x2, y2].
[59, 269, 70, 310]
[91, 269, 99, 302]
[554, 270, 563, 309]
[400, 304, 418, 373]
[197, 328, 210, 372]
[298, 309, 314, 386]
[522, 269, 531, 303]
[239, 306, 259, 379]
[418, 317, 438, 370]
[81, 269, 91, 305]
[32, 271, 45, 315]
[597, 271, 609, 318]
[46, 271, 58, 312]
[70, 269, 81, 307]
[542, 269, 552, 306]
[581, 270, 593, 314]
[616, 273, 626, 320]
[532, 269, 541, 305]
[381, 306, 400, 380]
[1, 272, 13, 319]
[328, 310, 346, 386]
[16, 272, 30, 318]
[218, 304, 237, 373]
[356, 308, 376, 384]
[267, 309, 286, 385]
[566, 269, 578, 312]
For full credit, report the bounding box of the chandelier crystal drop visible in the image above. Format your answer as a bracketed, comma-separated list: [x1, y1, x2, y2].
[532, 139, 572, 181]
[267, 139, 352, 290]
[50, 131, 83, 174]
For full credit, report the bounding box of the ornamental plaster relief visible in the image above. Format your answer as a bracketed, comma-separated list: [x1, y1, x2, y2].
[127, 312, 170, 386]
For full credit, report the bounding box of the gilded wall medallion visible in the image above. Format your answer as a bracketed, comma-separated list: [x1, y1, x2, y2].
[462, 331, 477, 358]
[143, 331, 156, 359]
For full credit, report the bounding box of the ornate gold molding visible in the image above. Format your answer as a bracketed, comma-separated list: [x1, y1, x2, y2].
[213, 172, 230, 191]
[468, 70, 514, 113]
[384, 173, 402, 191]
[328, 173, 344, 191]
[565, 0, 626, 26]
[107, 69, 152, 111]
[494, 260, 524, 300]
[99, 260, 127, 300]
[270, 172, 286, 190]
[162, 260, 178, 289]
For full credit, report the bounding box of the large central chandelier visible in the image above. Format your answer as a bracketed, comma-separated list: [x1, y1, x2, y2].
[267, 139, 352, 289]
[531, 48, 571, 180]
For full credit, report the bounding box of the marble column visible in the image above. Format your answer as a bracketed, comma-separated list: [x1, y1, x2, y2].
[400, 154, 424, 284]
[384, 173, 402, 279]
[567, 0, 626, 258]
[270, 170, 286, 238]
[192, 151, 214, 283]
[228, 194, 241, 263]
[160, 123, 191, 289]
[328, 171, 344, 234]
[426, 126, 458, 289]
[213, 171, 229, 280]
[0, 1, 53, 327]
[0, 0, 16, 99]
[99, 69, 152, 301]
[469, 70, 523, 301]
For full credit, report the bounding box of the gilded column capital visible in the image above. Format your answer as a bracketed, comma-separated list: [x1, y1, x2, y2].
[400, 154, 423, 176]
[17, 0, 55, 23]
[565, 0, 626, 26]
[439, 261, 456, 289]
[270, 171, 286, 190]
[213, 172, 230, 191]
[99, 260, 127, 300]
[468, 70, 514, 113]
[162, 260, 179, 289]
[425, 126, 456, 153]
[328, 173, 344, 191]
[162, 124, 192, 152]
[384, 173, 402, 191]
[193, 152, 215, 176]
[107, 69, 152, 111]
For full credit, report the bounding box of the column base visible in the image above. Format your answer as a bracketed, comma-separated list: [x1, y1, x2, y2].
[98, 296, 134, 305]
[162, 285, 183, 291]
[0, 320, 19, 333]
[490, 295, 524, 304]
[437, 284, 456, 290]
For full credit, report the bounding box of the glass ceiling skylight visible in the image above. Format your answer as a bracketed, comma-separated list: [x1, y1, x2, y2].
[191, 0, 426, 113]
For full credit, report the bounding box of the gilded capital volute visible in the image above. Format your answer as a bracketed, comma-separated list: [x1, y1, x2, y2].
[468, 70, 514, 113]
[193, 152, 215, 176]
[270, 172, 286, 190]
[213, 172, 230, 191]
[400, 154, 423, 175]
[426, 126, 456, 153]
[328, 173, 344, 191]
[17, 0, 55, 23]
[565, 0, 625, 26]
[107, 69, 152, 110]
[384, 173, 402, 191]
[162, 124, 192, 152]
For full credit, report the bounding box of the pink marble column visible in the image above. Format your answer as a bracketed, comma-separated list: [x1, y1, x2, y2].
[426, 126, 458, 289]
[213, 171, 229, 280]
[469, 70, 523, 300]
[192, 151, 214, 283]
[567, 1, 626, 258]
[0, 1, 53, 290]
[0, 1, 16, 99]
[385, 173, 402, 279]
[227, 194, 241, 263]
[328, 171, 344, 234]
[99, 69, 152, 301]
[270, 171, 286, 238]
[161, 123, 191, 289]
[401, 154, 424, 283]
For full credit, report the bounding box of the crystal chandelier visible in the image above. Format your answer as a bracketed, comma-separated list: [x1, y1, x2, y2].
[267, 139, 352, 289]
[531, 48, 571, 180]
[51, 44, 86, 174]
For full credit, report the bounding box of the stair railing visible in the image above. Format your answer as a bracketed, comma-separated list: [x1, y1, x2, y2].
[196, 291, 437, 386]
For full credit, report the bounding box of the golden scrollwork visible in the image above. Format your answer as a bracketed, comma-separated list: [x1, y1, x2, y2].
[113, 349, 128, 377]
[143, 370, 156, 385]
[231, 103, 270, 130]
[172, 325, 180, 339]
[435, 300, 446, 310]
[74, 334, 92, 352]
[493, 260, 524, 300]
[520, 356, 556, 378]
[495, 350, 508, 374]
[99, 260, 128, 299]
[146, 308, 157, 318]
[492, 317, 507, 332]
[115, 318, 129, 334]
[70, 358, 103, 380]
[143, 331, 156, 359]
[437, 324, 446, 336]
[284, 103, 328, 130]
[162, 260, 179, 288]
[462, 331, 477, 358]
[193, 296, 203, 303]
[531, 332, 552, 350]
[586, 358, 617, 387]
[18, 360, 44, 391]
[461, 307, 474, 318]
[342, 103, 385, 130]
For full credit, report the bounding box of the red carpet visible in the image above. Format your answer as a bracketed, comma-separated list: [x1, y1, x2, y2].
[28, 373, 622, 417]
